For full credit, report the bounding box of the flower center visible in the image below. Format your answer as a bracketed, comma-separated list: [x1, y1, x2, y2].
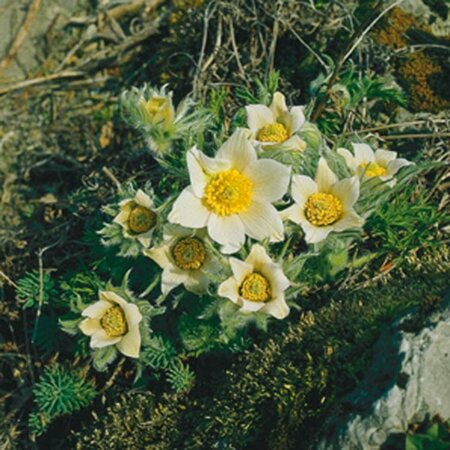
[239, 272, 272, 303]
[203, 169, 253, 216]
[304, 192, 343, 227]
[145, 97, 166, 117]
[171, 237, 207, 271]
[100, 306, 128, 337]
[128, 205, 156, 234]
[256, 123, 289, 143]
[359, 162, 387, 178]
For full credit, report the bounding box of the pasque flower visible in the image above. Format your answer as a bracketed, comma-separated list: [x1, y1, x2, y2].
[79, 291, 142, 358]
[246, 92, 306, 151]
[145, 225, 219, 294]
[168, 129, 291, 253]
[218, 244, 290, 319]
[282, 157, 364, 244]
[338, 143, 412, 186]
[113, 189, 157, 248]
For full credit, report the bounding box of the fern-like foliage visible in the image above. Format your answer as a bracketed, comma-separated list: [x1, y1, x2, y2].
[166, 361, 195, 393]
[29, 364, 97, 436]
[16, 270, 58, 309]
[141, 335, 178, 369]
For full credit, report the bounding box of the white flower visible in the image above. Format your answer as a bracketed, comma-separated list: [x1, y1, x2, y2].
[138, 85, 175, 130]
[168, 129, 291, 254]
[246, 91, 306, 152]
[144, 224, 219, 295]
[218, 244, 290, 319]
[338, 143, 413, 186]
[113, 189, 157, 248]
[79, 291, 142, 358]
[282, 157, 364, 244]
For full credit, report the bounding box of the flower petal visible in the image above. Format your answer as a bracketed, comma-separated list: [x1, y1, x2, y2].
[333, 209, 364, 232]
[330, 176, 360, 208]
[244, 159, 291, 202]
[386, 158, 412, 175]
[262, 294, 289, 319]
[315, 157, 338, 193]
[79, 318, 102, 336]
[285, 106, 305, 134]
[168, 187, 210, 228]
[134, 189, 153, 209]
[337, 147, 357, 172]
[301, 221, 333, 244]
[291, 175, 317, 206]
[90, 329, 121, 348]
[375, 149, 397, 167]
[100, 291, 128, 308]
[82, 300, 112, 319]
[239, 299, 265, 313]
[113, 201, 133, 227]
[207, 214, 245, 254]
[218, 277, 240, 303]
[161, 267, 186, 294]
[239, 202, 284, 242]
[265, 265, 290, 295]
[116, 325, 141, 358]
[352, 143, 375, 165]
[145, 244, 171, 269]
[183, 271, 210, 294]
[270, 92, 288, 118]
[245, 244, 273, 269]
[216, 129, 257, 172]
[280, 203, 303, 224]
[122, 302, 142, 328]
[229, 257, 253, 284]
[245, 105, 274, 132]
[187, 147, 208, 197]
[277, 134, 306, 152]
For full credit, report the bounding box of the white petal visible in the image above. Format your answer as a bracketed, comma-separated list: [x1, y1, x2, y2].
[302, 221, 333, 244]
[163, 223, 193, 241]
[270, 92, 288, 118]
[90, 329, 121, 348]
[122, 302, 142, 327]
[134, 190, 153, 209]
[285, 106, 305, 134]
[386, 158, 412, 175]
[280, 203, 303, 225]
[245, 105, 274, 132]
[207, 214, 245, 254]
[79, 318, 102, 336]
[352, 143, 375, 165]
[116, 325, 141, 358]
[245, 244, 273, 269]
[315, 157, 338, 193]
[262, 294, 289, 319]
[291, 175, 317, 206]
[277, 134, 306, 152]
[265, 265, 290, 295]
[82, 300, 112, 319]
[337, 147, 357, 172]
[113, 201, 133, 227]
[244, 159, 291, 202]
[145, 244, 171, 269]
[239, 299, 265, 313]
[187, 147, 208, 197]
[161, 267, 186, 294]
[375, 149, 397, 167]
[216, 129, 257, 172]
[168, 187, 210, 228]
[333, 209, 364, 232]
[218, 277, 240, 303]
[100, 291, 128, 308]
[239, 202, 284, 242]
[183, 271, 210, 294]
[330, 176, 360, 208]
[229, 258, 253, 284]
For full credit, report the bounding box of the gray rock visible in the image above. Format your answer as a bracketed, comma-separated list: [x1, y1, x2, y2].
[315, 299, 450, 450]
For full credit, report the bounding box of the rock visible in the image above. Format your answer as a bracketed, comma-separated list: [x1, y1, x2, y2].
[315, 298, 450, 450]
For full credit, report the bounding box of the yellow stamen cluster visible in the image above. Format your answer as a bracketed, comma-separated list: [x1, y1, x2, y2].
[359, 162, 387, 178]
[304, 193, 343, 227]
[128, 205, 157, 234]
[239, 272, 272, 303]
[203, 169, 253, 216]
[257, 123, 289, 143]
[100, 306, 128, 337]
[172, 237, 207, 271]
